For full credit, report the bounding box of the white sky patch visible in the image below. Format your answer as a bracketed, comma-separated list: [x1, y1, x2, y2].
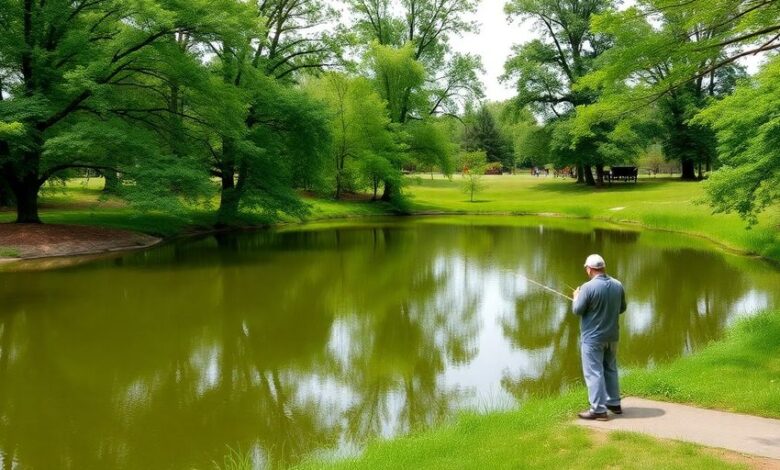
[450, 2, 533, 102]
[448, 0, 766, 102]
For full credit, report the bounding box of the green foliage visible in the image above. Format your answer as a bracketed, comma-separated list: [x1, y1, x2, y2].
[503, 0, 615, 114]
[0, 0, 258, 221]
[367, 42, 426, 124]
[459, 151, 487, 202]
[503, 0, 620, 182]
[306, 73, 399, 199]
[462, 105, 514, 170]
[696, 56, 780, 224]
[122, 154, 215, 216]
[572, 1, 764, 179]
[406, 120, 456, 176]
[212, 446, 254, 470]
[239, 76, 331, 217]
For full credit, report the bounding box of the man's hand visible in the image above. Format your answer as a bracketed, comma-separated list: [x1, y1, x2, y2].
[573, 287, 580, 302]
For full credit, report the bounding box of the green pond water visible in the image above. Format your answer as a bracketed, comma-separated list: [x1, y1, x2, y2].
[0, 216, 777, 469]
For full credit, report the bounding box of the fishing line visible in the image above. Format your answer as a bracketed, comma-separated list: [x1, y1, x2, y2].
[511, 272, 574, 301]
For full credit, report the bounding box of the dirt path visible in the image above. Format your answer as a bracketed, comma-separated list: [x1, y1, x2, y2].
[577, 397, 780, 465]
[0, 223, 160, 261]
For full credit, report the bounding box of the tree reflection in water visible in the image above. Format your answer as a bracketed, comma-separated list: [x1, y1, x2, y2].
[0, 218, 776, 468]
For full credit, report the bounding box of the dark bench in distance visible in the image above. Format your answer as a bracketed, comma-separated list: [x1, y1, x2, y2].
[607, 166, 638, 183]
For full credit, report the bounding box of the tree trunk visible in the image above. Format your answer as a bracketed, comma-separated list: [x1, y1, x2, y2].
[0, 178, 13, 207]
[681, 159, 696, 180]
[576, 164, 585, 184]
[697, 161, 703, 180]
[381, 179, 395, 202]
[583, 165, 596, 186]
[12, 176, 42, 223]
[102, 170, 120, 193]
[335, 172, 342, 200]
[595, 165, 605, 187]
[216, 164, 238, 227]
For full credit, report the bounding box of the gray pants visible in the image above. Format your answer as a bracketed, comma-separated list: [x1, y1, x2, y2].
[581, 341, 621, 413]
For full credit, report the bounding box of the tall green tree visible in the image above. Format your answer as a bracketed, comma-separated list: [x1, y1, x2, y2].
[574, 0, 777, 179]
[347, 0, 484, 199]
[503, 0, 616, 185]
[495, 101, 543, 170]
[0, 0, 250, 223]
[406, 120, 456, 178]
[306, 73, 398, 199]
[695, 56, 780, 225]
[462, 105, 513, 170]
[211, 0, 343, 224]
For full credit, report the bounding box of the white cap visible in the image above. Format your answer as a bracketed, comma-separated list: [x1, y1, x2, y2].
[584, 254, 606, 269]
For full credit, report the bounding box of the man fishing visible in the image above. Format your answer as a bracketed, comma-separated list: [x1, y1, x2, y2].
[572, 254, 627, 421]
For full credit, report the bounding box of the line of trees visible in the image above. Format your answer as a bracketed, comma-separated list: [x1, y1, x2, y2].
[499, 0, 780, 222]
[0, 0, 484, 224]
[2, 0, 777, 225]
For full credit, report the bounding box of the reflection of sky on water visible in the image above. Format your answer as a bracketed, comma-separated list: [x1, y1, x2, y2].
[626, 302, 654, 335]
[726, 290, 771, 325]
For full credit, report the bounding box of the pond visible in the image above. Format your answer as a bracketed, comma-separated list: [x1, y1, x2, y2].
[0, 216, 777, 469]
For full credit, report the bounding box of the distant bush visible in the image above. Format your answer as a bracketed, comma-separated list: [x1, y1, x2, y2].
[485, 162, 503, 175]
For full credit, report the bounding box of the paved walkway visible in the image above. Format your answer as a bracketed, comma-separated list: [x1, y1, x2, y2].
[576, 397, 780, 461]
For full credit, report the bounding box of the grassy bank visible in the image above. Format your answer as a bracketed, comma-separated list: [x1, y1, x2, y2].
[0, 179, 394, 238]
[295, 310, 780, 469]
[624, 311, 780, 418]
[1, 175, 778, 260]
[0, 175, 780, 261]
[405, 174, 780, 261]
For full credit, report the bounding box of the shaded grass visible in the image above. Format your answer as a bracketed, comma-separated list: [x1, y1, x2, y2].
[0, 187, 392, 238]
[294, 311, 780, 469]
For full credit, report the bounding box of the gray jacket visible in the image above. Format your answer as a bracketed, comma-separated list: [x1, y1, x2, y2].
[572, 274, 627, 343]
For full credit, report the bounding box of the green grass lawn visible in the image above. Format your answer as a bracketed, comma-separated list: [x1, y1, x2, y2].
[0, 179, 394, 237]
[293, 310, 780, 470]
[296, 394, 745, 470]
[2, 175, 777, 259]
[405, 174, 780, 260]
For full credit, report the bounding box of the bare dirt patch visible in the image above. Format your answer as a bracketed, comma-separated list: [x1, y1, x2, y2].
[0, 223, 160, 260]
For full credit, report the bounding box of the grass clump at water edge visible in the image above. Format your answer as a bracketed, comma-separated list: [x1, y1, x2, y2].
[0, 246, 20, 258]
[211, 446, 256, 470]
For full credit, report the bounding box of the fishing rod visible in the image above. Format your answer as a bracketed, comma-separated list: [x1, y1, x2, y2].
[512, 272, 575, 302]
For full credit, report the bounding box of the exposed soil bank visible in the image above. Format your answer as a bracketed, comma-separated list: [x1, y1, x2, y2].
[0, 223, 160, 261]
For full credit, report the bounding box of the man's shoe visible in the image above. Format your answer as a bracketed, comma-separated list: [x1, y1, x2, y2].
[577, 410, 608, 421]
[607, 404, 623, 414]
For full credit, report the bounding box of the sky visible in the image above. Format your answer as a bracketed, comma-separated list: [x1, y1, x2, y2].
[450, 2, 534, 103]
